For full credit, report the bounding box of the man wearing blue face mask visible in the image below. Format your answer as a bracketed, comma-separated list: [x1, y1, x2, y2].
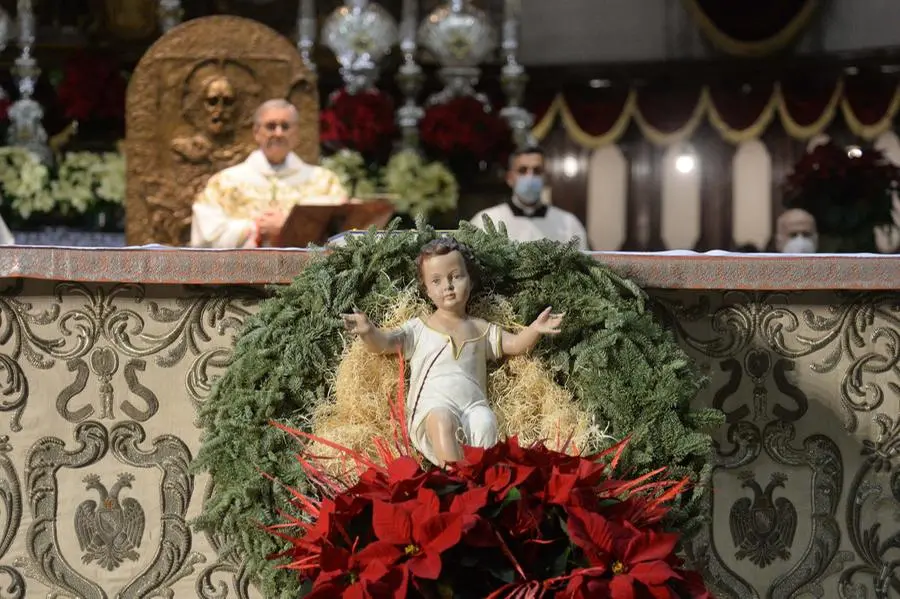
[470, 146, 589, 250]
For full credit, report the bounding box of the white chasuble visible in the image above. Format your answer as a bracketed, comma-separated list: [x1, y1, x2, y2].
[189, 150, 347, 248]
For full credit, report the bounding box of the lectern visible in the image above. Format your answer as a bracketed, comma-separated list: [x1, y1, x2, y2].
[273, 199, 395, 247]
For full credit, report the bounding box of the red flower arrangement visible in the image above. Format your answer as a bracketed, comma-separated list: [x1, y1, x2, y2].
[320, 89, 396, 157]
[55, 51, 127, 122]
[783, 141, 899, 239]
[420, 96, 512, 164]
[264, 358, 710, 598]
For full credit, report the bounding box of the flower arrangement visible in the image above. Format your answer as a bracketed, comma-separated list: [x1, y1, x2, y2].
[322, 149, 380, 198]
[783, 141, 899, 249]
[420, 96, 512, 165]
[268, 389, 711, 599]
[54, 51, 128, 122]
[320, 89, 396, 157]
[0, 147, 53, 219]
[322, 149, 459, 218]
[382, 150, 458, 218]
[0, 147, 125, 222]
[51, 151, 126, 214]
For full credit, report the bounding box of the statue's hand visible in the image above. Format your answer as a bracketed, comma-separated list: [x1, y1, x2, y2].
[530, 306, 565, 335]
[341, 311, 372, 335]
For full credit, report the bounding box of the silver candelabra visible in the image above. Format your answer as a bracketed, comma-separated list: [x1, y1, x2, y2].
[7, 0, 51, 163]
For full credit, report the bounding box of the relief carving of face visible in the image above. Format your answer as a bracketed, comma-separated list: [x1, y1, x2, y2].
[203, 76, 236, 135]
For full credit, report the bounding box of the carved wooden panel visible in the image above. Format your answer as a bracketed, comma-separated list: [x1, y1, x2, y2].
[124, 15, 319, 246]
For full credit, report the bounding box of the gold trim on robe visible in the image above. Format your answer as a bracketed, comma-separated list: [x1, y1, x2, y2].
[189, 150, 347, 248]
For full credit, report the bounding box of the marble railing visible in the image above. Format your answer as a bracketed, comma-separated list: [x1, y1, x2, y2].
[0, 247, 897, 599]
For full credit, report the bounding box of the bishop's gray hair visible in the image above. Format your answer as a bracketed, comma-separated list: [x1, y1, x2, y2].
[252, 99, 299, 126]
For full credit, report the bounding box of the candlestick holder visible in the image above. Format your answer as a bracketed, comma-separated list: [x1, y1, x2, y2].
[322, 0, 398, 94]
[7, 0, 50, 164]
[158, 0, 183, 33]
[419, 0, 496, 105]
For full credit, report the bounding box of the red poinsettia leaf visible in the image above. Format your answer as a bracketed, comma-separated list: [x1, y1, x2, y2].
[355, 540, 403, 576]
[408, 549, 443, 579]
[462, 516, 500, 547]
[678, 569, 712, 599]
[450, 486, 490, 515]
[628, 561, 681, 586]
[411, 487, 441, 520]
[640, 582, 678, 599]
[372, 501, 413, 545]
[318, 545, 350, 573]
[624, 531, 680, 565]
[305, 581, 345, 598]
[609, 574, 637, 599]
[386, 455, 423, 482]
[566, 508, 615, 556]
[546, 470, 579, 504]
[416, 512, 463, 553]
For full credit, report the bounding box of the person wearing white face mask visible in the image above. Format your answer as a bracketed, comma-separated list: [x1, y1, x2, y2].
[775, 209, 818, 253]
[469, 146, 589, 250]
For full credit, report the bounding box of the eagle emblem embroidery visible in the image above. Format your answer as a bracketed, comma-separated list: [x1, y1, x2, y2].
[74, 473, 145, 571]
[729, 471, 797, 567]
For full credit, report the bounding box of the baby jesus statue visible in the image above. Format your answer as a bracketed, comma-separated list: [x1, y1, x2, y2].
[342, 237, 564, 466]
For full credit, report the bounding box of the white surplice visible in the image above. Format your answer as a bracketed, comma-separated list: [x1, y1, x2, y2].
[190, 150, 347, 248]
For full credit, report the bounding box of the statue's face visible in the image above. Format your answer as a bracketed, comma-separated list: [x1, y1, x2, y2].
[420, 251, 471, 314]
[204, 77, 236, 135]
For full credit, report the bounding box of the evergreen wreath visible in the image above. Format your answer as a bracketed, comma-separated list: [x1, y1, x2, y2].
[193, 221, 723, 598]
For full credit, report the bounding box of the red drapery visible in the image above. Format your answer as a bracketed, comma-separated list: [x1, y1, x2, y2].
[530, 74, 900, 147]
[682, 0, 820, 57]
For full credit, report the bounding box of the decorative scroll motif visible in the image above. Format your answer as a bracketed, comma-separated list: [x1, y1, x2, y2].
[729, 471, 797, 567]
[17, 421, 203, 598]
[0, 435, 25, 599]
[0, 281, 259, 431]
[74, 473, 145, 571]
[763, 421, 848, 599]
[195, 480, 252, 599]
[19, 422, 110, 598]
[659, 291, 900, 432]
[109, 421, 205, 598]
[125, 15, 320, 245]
[654, 290, 897, 598]
[840, 410, 900, 599]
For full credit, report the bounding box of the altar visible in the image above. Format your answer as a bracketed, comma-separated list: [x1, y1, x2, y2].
[0, 247, 894, 598]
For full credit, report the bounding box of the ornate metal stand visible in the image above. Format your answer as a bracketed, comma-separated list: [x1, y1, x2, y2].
[157, 0, 183, 33]
[7, 0, 50, 164]
[297, 0, 317, 73]
[322, 0, 398, 94]
[396, 0, 424, 150]
[498, 0, 535, 148]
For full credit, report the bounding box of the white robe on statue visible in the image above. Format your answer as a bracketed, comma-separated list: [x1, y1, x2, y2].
[190, 150, 347, 248]
[396, 317, 501, 465]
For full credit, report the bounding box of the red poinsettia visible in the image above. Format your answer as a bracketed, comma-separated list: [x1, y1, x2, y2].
[265, 353, 710, 598]
[420, 96, 512, 164]
[55, 51, 127, 121]
[783, 140, 898, 239]
[320, 88, 396, 156]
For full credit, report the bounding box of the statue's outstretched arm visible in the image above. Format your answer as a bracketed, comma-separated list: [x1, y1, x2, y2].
[341, 312, 403, 354]
[501, 307, 565, 356]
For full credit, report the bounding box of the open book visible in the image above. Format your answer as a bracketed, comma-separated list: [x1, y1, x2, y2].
[273, 199, 395, 247]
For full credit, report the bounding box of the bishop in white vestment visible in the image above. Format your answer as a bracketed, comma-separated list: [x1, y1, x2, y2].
[190, 99, 347, 248]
